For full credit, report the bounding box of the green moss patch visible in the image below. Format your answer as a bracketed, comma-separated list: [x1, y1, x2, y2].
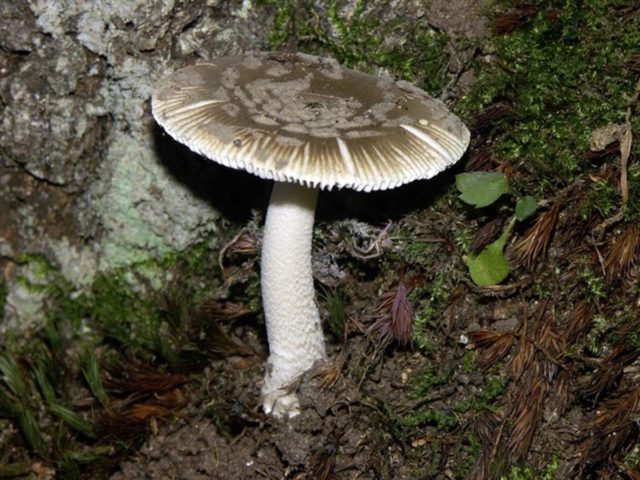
[258, 0, 450, 91]
[461, 0, 639, 193]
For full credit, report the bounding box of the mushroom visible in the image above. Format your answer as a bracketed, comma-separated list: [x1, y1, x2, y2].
[151, 52, 470, 418]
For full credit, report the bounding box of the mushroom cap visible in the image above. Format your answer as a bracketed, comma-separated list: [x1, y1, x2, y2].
[152, 52, 470, 192]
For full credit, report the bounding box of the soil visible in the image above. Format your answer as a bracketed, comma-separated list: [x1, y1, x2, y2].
[110, 287, 476, 479]
[111, 339, 434, 480]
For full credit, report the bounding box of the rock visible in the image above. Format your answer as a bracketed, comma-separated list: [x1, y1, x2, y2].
[0, 0, 271, 332]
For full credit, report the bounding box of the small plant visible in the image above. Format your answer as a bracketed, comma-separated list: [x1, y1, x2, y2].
[368, 273, 416, 348]
[319, 286, 348, 340]
[456, 171, 537, 286]
[501, 458, 559, 480]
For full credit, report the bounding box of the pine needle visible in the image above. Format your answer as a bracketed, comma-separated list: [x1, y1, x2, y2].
[564, 301, 595, 343]
[512, 204, 560, 267]
[604, 224, 639, 283]
[468, 330, 515, 369]
[507, 373, 547, 459]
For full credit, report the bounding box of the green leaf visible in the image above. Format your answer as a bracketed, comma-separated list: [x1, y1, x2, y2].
[0, 354, 28, 402]
[466, 230, 510, 286]
[16, 407, 49, 457]
[49, 403, 96, 438]
[456, 172, 511, 208]
[81, 351, 109, 408]
[515, 195, 537, 221]
[32, 361, 56, 404]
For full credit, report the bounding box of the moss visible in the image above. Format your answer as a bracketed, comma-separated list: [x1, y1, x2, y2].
[576, 265, 608, 302]
[501, 458, 560, 480]
[461, 350, 476, 373]
[396, 240, 439, 267]
[624, 444, 640, 472]
[530, 280, 553, 300]
[452, 222, 475, 255]
[585, 314, 612, 356]
[410, 366, 449, 397]
[411, 271, 451, 353]
[454, 374, 509, 413]
[460, 0, 640, 195]
[257, 0, 451, 92]
[579, 178, 621, 221]
[397, 407, 458, 431]
[397, 370, 505, 478]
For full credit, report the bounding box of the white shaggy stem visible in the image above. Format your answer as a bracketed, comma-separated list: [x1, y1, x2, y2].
[260, 182, 326, 418]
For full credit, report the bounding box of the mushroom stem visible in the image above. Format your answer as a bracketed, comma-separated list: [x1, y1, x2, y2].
[260, 181, 326, 418]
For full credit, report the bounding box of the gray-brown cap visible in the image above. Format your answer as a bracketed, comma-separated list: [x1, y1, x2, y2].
[152, 52, 470, 192]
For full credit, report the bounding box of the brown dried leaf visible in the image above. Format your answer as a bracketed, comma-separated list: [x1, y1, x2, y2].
[218, 229, 259, 271]
[510, 299, 548, 380]
[468, 330, 516, 369]
[537, 316, 563, 355]
[564, 301, 595, 343]
[536, 317, 565, 382]
[582, 344, 640, 400]
[620, 1, 640, 22]
[467, 458, 490, 480]
[305, 441, 338, 480]
[580, 366, 624, 401]
[473, 409, 502, 445]
[614, 460, 640, 480]
[548, 368, 571, 416]
[512, 204, 560, 267]
[629, 53, 640, 73]
[468, 419, 496, 480]
[604, 224, 640, 283]
[509, 337, 534, 381]
[104, 362, 191, 395]
[585, 140, 621, 161]
[508, 373, 547, 459]
[320, 350, 348, 390]
[227, 231, 259, 256]
[578, 401, 640, 474]
[369, 279, 416, 347]
[190, 302, 256, 357]
[473, 103, 512, 131]
[466, 144, 497, 172]
[470, 218, 504, 254]
[199, 298, 253, 321]
[127, 403, 171, 421]
[96, 411, 150, 445]
[593, 384, 640, 430]
[492, 3, 539, 35]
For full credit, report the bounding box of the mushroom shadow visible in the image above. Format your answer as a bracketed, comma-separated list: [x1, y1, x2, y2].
[317, 161, 465, 224]
[153, 123, 466, 226]
[152, 123, 269, 222]
[153, 125, 464, 224]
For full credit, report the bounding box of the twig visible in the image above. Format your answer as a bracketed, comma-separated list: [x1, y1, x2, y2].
[593, 78, 639, 238]
[590, 234, 608, 277]
[621, 78, 640, 205]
